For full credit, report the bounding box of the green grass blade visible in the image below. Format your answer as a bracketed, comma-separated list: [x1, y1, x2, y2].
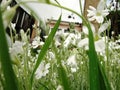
[53, 45, 71, 90]
[98, 61, 111, 90]
[30, 15, 61, 85]
[0, 9, 18, 90]
[38, 0, 50, 4]
[47, 3, 111, 89]
[87, 23, 111, 90]
[58, 64, 71, 90]
[87, 23, 100, 90]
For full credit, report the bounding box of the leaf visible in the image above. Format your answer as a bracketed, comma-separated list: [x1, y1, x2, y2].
[87, 23, 100, 90]
[38, 0, 50, 4]
[0, 8, 18, 90]
[98, 61, 111, 90]
[16, 0, 51, 5]
[30, 15, 61, 86]
[87, 22, 111, 90]
[57, 64, 71, 90]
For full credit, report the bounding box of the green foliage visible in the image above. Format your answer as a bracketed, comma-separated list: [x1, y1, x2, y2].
[38, 0, 50, 4]
[1, 0, 120, 90]
[0, 8, 18, 90]
[31, 15, 61, 86]
[57, 64, 71, 90]
[87, 22, 111, 90]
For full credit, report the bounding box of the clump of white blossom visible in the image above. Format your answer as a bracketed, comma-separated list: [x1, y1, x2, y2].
[35, 61, 50, 79]
[5, 0, 120, 89]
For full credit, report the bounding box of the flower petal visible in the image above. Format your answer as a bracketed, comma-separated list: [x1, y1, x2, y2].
[77, 38, 88, 48]
[96, 16, 104, 23]
[98, 20, 111, 34]
[95, 39, 105, 52]
[89, 6, 96, 11]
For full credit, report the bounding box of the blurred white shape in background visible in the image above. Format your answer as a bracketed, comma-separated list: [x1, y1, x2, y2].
[17, 0, 85, 23]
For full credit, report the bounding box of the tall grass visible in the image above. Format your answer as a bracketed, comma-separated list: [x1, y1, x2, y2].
[0, 0, 119, 90]
[0, 8, 18, 90]
[30, 15, 61, 87]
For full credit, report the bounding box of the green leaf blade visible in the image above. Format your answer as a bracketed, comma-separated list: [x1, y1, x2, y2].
[87, 23, 111, 90]
[30, 15, 62, 86]
[58, 65, 71, 90]
[0, 8, 18, 90]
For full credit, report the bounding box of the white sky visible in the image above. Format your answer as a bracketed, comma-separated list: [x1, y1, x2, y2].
[23, 0, 85, 23]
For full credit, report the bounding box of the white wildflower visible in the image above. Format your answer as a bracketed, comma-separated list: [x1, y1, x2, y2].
[32, 36, 44, 48]
[55, 40, 61, 47]
[48, 51, 55, 60]
[64, 33, 81, 47]
[9, 41, 24, 65]
[82, 24, 95, 35]
[9, 41, 24, 56]
[55, 29, 69, 47]
[56, 85, 63, 90]
[77, 38, 89, 49]
[82, 21, 110, 38]
[98, 20, 111, 35]
[87, 0, 109, 23]
[78, 22, 109, 52]
[78, 37, 106, 52]
[94, 38, 105, 52]
[44, 35, 48, 39]
[63, 33, 75, 47]
[35, 62, 50, 79]
[55, 29, 69, 39]
[20, 30, 28, 42]
[67, 54, 78, 72]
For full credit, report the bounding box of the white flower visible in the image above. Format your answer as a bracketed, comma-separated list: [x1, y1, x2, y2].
[35, 62, 50, 79]
[32, 36, 44, 48]
[98, 20, 111, 35]
[78, 23, 109, 52]
[56, 85, 63, 90]
[9, 41, 24, 64]
[55, 40, 61, 47]
[67, 54, 78, 72]
[20, 30, 28, 42]
[54, 29, 69, 47]
[87, 0, 109, 23]
[63, 33, 81, 47]
[82, 23, 95, 35]
[48, 51, 55, 60]
[94, 38, 105, 52]
[82, 21, 110, 38]
[109, 40, 120, 49]
[9, 41, 24, 56]
[78, 37, 106, 52]
[63, 33, 75, 47]
[107, 0, 120, 11]
[55, 29, 69, 39]
[77, 38, 89, 49]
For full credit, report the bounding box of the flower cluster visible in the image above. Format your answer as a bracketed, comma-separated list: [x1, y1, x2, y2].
[1, 0, 120, 90]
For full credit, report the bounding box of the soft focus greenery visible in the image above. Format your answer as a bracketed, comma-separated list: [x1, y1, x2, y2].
[0, 0, 120, 90]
